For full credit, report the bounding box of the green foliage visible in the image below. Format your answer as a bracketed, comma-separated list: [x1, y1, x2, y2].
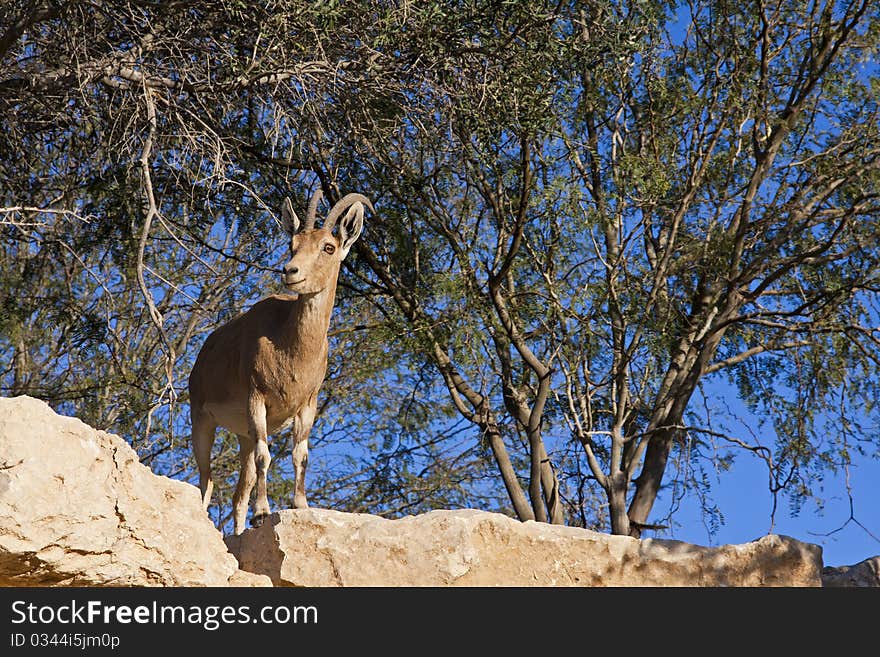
[1, 0, 878, 537]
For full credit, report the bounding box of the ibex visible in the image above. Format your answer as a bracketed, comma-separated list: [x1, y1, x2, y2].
[188, 190, 371, 535]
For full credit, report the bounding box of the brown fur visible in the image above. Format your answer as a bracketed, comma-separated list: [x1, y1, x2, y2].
[188, 194, 368, 535]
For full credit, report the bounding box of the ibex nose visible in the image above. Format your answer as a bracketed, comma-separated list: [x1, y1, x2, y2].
[284, 264, 299, 276]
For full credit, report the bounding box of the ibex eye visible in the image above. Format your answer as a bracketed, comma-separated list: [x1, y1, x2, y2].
[323, 244, 336, 254]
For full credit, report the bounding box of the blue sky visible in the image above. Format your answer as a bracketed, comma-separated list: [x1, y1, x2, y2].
[657, 384, 879, 567]
[668, 447, 878, 567]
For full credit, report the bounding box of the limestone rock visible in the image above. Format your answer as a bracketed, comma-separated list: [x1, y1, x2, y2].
[226, 507, 823, 587]
[227, 569, 273, 587]
[0, 395, 265, 586]
[0, 394, 834, 588]
[822, 556, 880, 587]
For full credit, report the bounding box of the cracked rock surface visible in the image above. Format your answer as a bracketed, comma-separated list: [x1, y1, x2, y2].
[227, 507, 824, 587]
[0, 395, 268, 586]
[822, 557, 880, 587]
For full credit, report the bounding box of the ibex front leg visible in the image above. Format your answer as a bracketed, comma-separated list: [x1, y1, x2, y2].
[248, 393, 273, 527]
[291, 399, 317, 509]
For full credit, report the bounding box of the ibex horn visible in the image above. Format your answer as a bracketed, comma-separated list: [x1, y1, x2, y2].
[323, 193, 374, 232]
[305, 188, 324, 230]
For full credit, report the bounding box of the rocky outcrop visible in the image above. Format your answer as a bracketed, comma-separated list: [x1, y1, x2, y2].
[822, 557, 880, 587]
[0, 396, 269, 586]
[3, 395, 871, 588]
[225, 508, 823, 587]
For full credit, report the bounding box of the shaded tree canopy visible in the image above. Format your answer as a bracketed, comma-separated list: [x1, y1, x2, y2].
[1, 0, 878, 541]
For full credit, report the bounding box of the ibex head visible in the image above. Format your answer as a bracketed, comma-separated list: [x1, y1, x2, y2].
[280, 189, 372, 294]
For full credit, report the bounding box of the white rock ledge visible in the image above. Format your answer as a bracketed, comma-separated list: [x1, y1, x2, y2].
[225, 507, 823, 587]
[0, 395, 268, 586]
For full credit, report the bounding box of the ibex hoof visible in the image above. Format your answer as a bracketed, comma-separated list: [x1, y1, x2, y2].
[250, 512, 269, 528]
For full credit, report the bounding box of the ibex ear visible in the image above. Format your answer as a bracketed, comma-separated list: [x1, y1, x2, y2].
[281, 197, 301, 235]
[338, 202, 364, 258]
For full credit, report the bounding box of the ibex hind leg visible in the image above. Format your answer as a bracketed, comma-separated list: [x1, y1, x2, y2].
[233, 433, 257, 536]
[191, 413, 217, 511]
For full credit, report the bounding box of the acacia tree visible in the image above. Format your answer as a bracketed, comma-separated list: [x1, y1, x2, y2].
[323, 0, 880, 534]
[1, 0, 877, 539]
[555, 0, 880, 536]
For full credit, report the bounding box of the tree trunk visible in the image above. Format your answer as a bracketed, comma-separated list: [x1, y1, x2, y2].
[484, 423, 535, 522]
[626, 427, 675, 537]
[528, 433, 548, 523]
[538, 442, 565, 524]
[608, 471, 630, 536]
[626, 298, 739, 535]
